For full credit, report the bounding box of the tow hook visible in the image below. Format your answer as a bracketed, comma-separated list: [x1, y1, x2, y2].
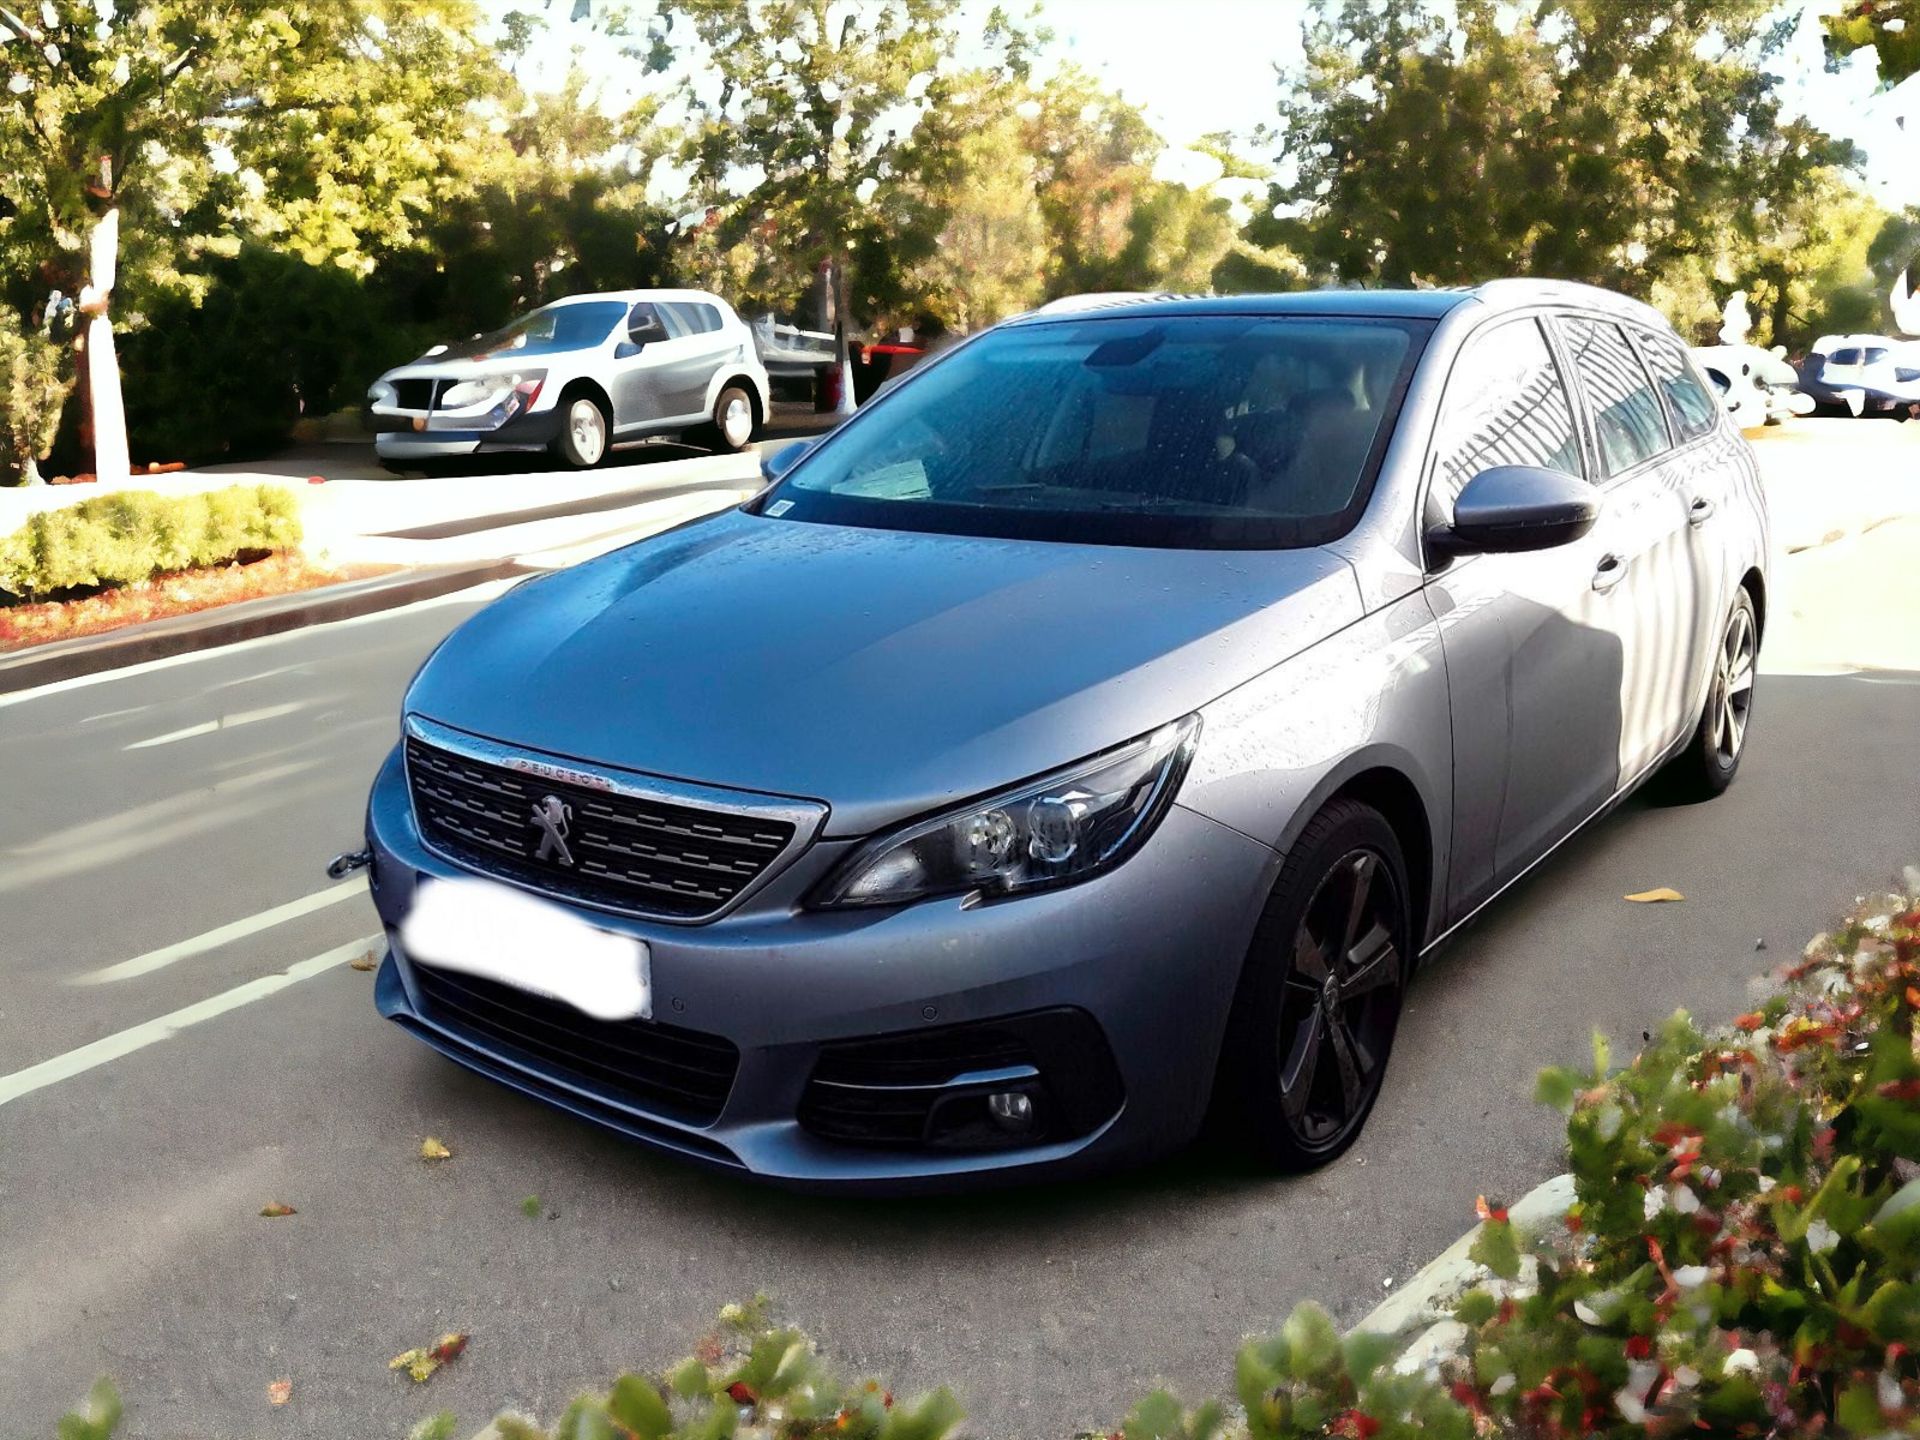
[327, 848, 373, 881]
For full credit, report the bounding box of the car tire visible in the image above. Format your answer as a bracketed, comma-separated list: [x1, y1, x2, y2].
[1663, 587, 1758, 800]
[552, 394, 609, 468]
[702, 384, 756, 453]
[1212, 799, 1413, 1172]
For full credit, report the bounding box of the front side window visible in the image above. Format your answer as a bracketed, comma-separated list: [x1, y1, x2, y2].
[1636, 329, 1720, 441]
[1560, 316, 1671, 476]
[755, 314, 1430, 550]
[1432, 317, 1583, 508]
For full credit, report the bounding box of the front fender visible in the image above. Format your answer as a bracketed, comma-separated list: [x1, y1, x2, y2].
[1182, 590, 1452, 945]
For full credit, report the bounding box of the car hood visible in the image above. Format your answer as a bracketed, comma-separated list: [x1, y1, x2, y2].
[405, 509, 1362, 835]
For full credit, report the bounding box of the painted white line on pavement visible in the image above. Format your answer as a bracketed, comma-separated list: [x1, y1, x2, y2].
[0, 935, 381, 1109]
[0, 576, 519, 713]
[123, 700, 305, 750]
[74, 878, 370, 986]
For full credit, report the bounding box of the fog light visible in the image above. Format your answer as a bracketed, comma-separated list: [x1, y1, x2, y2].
[986, 1091, 1035, 1134]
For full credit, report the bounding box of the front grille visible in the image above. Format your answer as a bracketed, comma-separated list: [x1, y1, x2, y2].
[799, 1009, 1124, 1150]
[392, 378, 437, 410]
[406, 736, 797, 921]
[410, 964, 740, 1125]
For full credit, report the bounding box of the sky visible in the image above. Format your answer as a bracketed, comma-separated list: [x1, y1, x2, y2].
[501, 0, 1920, 210]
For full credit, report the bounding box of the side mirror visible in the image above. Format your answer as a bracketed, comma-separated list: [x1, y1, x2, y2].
[614, 340, 641, 359]
[760, 439, 813, 486]
[627, 316, 669, 347]
[1427, 465, 1598, 560]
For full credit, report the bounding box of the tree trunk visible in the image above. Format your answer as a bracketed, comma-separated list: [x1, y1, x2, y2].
[830, 250, 856, 416]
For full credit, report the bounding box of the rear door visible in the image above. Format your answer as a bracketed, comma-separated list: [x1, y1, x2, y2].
[654, 302, 736, 420]
[1634, 326, 1735, 725]
[1552, 313, 1701, 787]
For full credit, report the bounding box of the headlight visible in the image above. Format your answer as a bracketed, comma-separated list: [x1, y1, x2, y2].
[367, 380, 396, 407]
[813, 715, 1200, 909]
[440, 375, 514, 409]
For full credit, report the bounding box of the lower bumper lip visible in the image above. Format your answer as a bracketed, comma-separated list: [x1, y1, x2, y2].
[361, 742, 1276, 1187]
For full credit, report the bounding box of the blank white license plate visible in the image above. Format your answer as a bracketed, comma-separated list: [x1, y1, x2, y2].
[401, 874, 651, 1022]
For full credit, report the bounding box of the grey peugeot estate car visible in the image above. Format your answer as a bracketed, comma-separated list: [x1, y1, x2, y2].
[361, 281, 1768, 1188]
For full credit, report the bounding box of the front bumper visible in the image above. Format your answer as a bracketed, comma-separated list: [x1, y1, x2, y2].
[372, 406, 564, 459]
[363, 744, 1275, 1189]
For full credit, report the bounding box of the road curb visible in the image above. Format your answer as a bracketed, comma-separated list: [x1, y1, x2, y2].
[0, 560, 521, 695]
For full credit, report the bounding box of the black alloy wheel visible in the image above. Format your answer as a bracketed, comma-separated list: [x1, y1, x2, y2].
[1215, 800, 1412, 1171]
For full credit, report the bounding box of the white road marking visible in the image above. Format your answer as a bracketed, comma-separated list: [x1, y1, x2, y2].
[0, 577, 517, 713]
[123, 700, 305, 750]
[74, 878, 371, 985]
[0, 935, 381, 1109]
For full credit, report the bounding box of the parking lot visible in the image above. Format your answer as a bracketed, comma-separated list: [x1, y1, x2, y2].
[1, 418, 1916, 1438]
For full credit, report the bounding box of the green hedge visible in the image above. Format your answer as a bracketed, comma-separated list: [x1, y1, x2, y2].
[0, 485, 302, 601]
[53, 885, 1920, 1440]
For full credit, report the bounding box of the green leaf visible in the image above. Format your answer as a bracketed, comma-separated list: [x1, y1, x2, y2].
[608, 1375, 674, 1439]
[877, 1388, 964, 1440]
[1535, 1065, 1577, 1112]
[1836, 1380, 1882, 1433]
[1278, 1302, 1341, 1380]
[667, 1357, 710, 1399]
[408, 1413, 460, 1440]
[521, 1195, 542, 1218]
[492, 1418, 551, 1440]
[1590, 1029, 1611, 1077]
[1121, 1389, 1185, 1440]
[552, 1397, 616, 1440]
[1454, 1288, 1498, 1326]
[1469, 1217, 1521, 1281]
[1341, 1328, 1395, 1384]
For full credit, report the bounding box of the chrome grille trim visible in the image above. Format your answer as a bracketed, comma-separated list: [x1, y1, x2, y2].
[403, 714, 827, 924]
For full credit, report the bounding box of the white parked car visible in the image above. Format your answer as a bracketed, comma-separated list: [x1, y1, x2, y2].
[1691, 344, 1813, 428]
[1799, 333, 1920, 419]
[368, 290, 772, 472]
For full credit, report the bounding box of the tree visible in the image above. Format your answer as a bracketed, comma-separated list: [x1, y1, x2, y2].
[0, 1, 506, 316]
[0, 303, 69, 484]
[667, 0, 962, 398]
[1823, 0, 1919, 85]
[1271, 0, 1851, 298]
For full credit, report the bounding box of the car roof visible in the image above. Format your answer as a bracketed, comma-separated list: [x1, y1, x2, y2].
[1009, 279, 1670, 330]
[545, 288, 732, 309]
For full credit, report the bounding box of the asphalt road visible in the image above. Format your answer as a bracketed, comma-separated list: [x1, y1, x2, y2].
[3, 441, 1918, 1438]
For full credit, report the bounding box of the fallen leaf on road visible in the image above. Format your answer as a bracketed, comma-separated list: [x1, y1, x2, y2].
[1625, 887, 1685, 903]
[390, 1332, 470, 1383]
[267, 1379, 292, 1406]
[521, 1195, 541, 1218]
[349, 950, 378, 972]
[420, 1137, 452, 1162]
[259, 1202, 297, 1218]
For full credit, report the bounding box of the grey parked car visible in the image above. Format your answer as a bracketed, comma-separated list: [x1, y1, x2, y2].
[367, 289, 771, 473]
[358, 281, 1767, 1188]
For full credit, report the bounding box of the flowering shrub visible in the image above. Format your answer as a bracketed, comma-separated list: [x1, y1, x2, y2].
[55, 888, 1920, 1439]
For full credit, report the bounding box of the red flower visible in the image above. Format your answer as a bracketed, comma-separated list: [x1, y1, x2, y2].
[1879, 1078, 1920, 1102]
[1330, 1409, 1381, 1438]
[727, 1382, 757, 1405]
[1734, 1012, 1766, 1032]
[1626, 1335, 1654, 1360]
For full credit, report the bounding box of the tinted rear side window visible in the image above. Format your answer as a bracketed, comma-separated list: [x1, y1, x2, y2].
[1636, 329, 1719, 442]
[1560, 316, 1670, 476]
[1433, 317, 1584, 506]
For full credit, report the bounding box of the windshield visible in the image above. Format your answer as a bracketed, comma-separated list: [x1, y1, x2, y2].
[470, 301, 629, 358]
[756, 314, 1429, 549]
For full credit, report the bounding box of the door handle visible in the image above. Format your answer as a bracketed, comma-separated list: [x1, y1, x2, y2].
[1687, 495, 1715, 527]
[1592, 554, 1630, 593]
